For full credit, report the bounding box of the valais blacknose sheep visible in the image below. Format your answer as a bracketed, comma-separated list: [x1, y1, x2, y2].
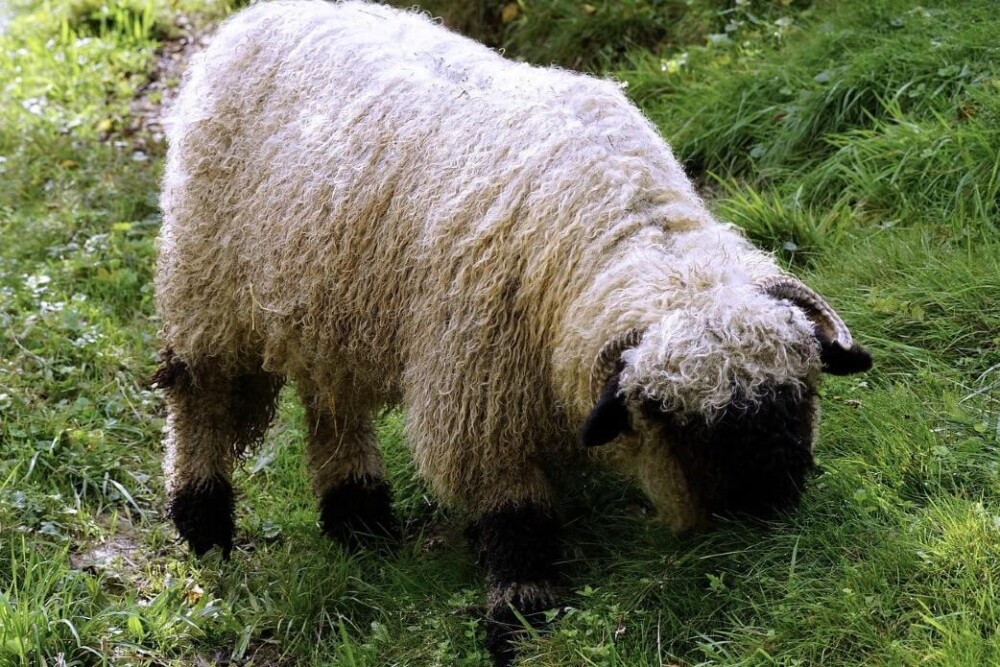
[153, 0, 872, 661]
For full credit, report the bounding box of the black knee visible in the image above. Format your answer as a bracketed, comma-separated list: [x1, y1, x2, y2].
[319, 475, 398, 549]
[480, 503, 561, 589]
[168, 475, 235, 558]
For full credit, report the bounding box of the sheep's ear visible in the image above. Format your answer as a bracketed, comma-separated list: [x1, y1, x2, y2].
[819, 339, 873, 375]
[582, 373, 630, 447]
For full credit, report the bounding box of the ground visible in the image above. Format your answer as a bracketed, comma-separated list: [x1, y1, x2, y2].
[0, 0, 998, 665]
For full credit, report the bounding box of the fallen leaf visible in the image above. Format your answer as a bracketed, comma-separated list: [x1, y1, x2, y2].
[501, 2, 519, 24]
[186, 584, 204, 605]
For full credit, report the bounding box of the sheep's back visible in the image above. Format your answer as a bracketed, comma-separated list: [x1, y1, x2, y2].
[156, 0, 704, 406]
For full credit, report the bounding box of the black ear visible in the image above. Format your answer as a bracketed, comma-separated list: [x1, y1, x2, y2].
[820, 339, 873, 375]
[581, 373, 631, 447]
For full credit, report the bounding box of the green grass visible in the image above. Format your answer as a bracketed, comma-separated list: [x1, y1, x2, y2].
[1, 0, 999, 664]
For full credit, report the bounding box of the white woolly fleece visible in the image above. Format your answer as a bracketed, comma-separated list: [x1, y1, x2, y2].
[620, 286, 820, 419]
[156, 0, 828, 517]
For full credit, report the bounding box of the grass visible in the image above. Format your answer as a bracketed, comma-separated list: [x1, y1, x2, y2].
[1, 0, 998, 665]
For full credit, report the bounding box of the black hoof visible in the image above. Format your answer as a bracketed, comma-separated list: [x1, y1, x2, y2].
[485, 582, 557, 666]
[168, 475, 235, 558]
[319, 476, 398, 550]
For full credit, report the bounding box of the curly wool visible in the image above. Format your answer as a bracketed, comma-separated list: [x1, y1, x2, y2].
[156, 0, 812, 515]
[620, 286, 820, 421]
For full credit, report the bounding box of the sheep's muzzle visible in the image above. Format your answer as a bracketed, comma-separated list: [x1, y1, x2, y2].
[652, 383, 817, 520]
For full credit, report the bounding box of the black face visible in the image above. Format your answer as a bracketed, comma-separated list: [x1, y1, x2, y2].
[646, 383, 816, 519]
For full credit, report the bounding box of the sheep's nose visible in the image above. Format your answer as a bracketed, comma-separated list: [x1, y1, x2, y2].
[716, 448, 815, 519]
[679, 440, 815, 521]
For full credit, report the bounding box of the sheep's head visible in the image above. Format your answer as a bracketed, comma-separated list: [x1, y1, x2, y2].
[581, 277, 871, 531]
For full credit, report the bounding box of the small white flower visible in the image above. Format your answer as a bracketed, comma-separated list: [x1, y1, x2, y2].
[25, 274, 51, 295]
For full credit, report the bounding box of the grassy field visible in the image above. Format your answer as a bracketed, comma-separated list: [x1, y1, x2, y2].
[1, 0, 998, 664]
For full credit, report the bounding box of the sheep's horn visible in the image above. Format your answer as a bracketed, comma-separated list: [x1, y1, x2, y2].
[590, 328, 642, 401]
[755, 276, 854, 349]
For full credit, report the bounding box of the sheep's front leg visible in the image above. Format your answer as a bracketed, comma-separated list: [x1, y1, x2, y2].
[480, 503, 561, 665]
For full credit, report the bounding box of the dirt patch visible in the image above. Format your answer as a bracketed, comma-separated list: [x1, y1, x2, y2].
[193, 641, 297, 667]
[70, 523, 147, 592]
[118, 14, 213, 159]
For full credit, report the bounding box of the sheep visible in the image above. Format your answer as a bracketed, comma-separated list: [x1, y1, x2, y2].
[152, 0, 873, 661]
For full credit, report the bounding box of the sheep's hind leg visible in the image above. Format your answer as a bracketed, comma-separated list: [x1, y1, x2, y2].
[477, 502, 561, 666]
[298, 386, 397, 548]
[154, 351, 282, 557]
